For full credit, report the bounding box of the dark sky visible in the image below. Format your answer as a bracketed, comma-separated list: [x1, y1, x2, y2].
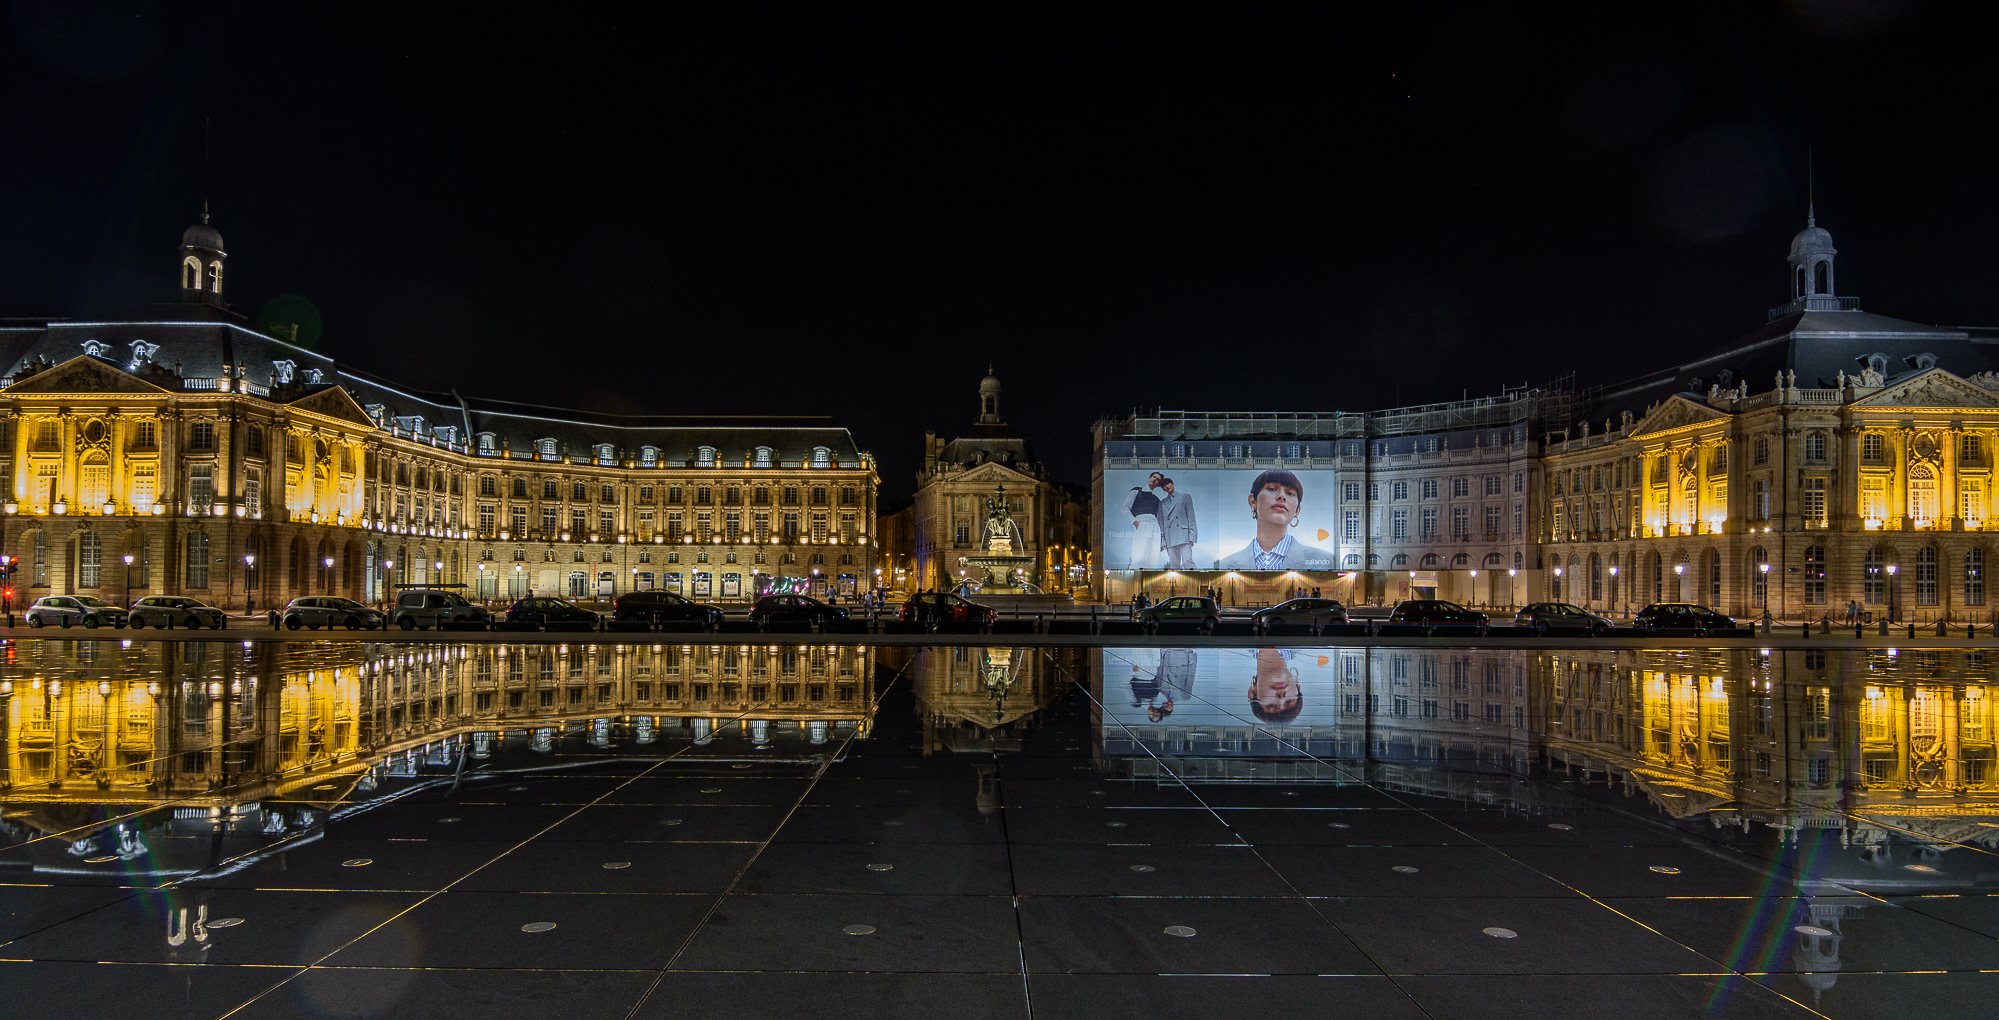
[2, 2, 1993, 500]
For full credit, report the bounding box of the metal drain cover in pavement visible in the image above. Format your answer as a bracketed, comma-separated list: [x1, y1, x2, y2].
[1482, 927, 1517, 939]
[1904, 864, 1938, 872]
[603, 861, 631, 870]
[866, 863, 895, 871]
[521, 922, 557, 933]
[438, 817, 462, 823]
[1163, 925, 1196, 937]
[1649, 866, 1680, 874]
[1130, 865, 1156, 873]
[342, 859, 373, 867]
[1546, 823, 1572, 830]
[1794, 925, 1836, 938]
[208, 918, 245, 928]
[1391, 866, 1420, 873]
[842, 924, 876, 935]
[84, 855, 119, 864]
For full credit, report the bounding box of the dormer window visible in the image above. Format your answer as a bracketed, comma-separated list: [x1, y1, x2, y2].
[594, 443, 616, 465]
[1227, 444, 1244, 458]
[754, 446, 773, 467]
[1286, 444, 1301, 458]
[434, 426, 458, 445]
[639, 446, 659, 467]
[811, 446, 831, 468]
[364, 404, 388, 427]
[536, 438, 558, 461]
[478, 433, 497, 455]
[697, 446, 717, 467]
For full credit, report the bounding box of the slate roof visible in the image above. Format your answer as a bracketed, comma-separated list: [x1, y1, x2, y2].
[0, 312, 867, 468]
[1575, 307, 1999, 427]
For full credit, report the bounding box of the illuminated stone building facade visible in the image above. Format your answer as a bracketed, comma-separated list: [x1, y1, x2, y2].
[0, 213, 878, 610]
[885, 373, 1089, 595]
[1096, 218, 1999, 620]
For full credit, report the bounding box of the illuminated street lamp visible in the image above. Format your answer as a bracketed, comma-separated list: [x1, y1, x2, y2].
[121, 553, 134, 608]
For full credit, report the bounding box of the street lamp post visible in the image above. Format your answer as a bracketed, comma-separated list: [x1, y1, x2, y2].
[1887, 563, 1900, 623]
[243, 553, 256, 614]
[121, 553, 134, 608]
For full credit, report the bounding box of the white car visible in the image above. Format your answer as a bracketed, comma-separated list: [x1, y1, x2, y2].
[26, 595, 129, 629]
[128, 596, 228, 630]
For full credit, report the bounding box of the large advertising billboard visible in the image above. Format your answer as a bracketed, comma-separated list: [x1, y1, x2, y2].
[1103, 467, 1340, 572]
[1102, 646, 1337, 731]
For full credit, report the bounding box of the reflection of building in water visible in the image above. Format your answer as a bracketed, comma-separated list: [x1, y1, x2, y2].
[0, 640, 874, 800]
[897, 645, 1078, 754]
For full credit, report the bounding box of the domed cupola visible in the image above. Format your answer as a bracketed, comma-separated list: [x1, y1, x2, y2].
[978, 366, 1003, 424]
[179, 201, 226, 305]
[1786, 206, 1840, 311]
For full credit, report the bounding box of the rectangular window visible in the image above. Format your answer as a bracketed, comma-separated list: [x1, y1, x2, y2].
[1862, 478, 1886, 520]
[1962, 480, 1983, 524]
[1513, 471, 1523, 494]
[1755, 479, 1771, 520]
[1392, 480, 1408, 501]
[1420, 507, 1438, 541]
[1805, 433, 1827, 461]
[1344, 509, 1360, 542]
[1391, 509, 1408, 542]
[572, 508, 587, 535]
[1450, 506, 1468, 540]
[1485, 505, 1501, 540]
[1343, 482, 1360, 502]
[511, 506, 527, 536]
[599, 510, 615, 535]
[1452, 477, 1469, 498]
[134, 420, 156, 448]
[243, 467, 261, 513]
[1804, 478, 1827, 527]
[1513, 503, 1523, 537]
[130, 467, 156, 509]
[1421, 478, 1438, 499]
[1964, 434, 1983, 462]
[1754, 436, 1769, 465]
[189, 421, 216, 450]
[189, 465, 213, 511]
[1863, 433, 1884, 461]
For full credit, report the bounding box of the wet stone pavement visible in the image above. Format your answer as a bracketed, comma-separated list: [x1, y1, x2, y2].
[0, 639, 1995, 1018]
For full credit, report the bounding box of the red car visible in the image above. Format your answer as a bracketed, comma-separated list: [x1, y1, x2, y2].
[898, 592, 997, 624]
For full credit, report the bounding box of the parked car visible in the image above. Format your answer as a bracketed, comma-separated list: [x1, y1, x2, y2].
[1512, 601, 1614, 636]
[1251, 598, 1349, 626]
[280, 596, 385, 631]
[1632, 603, 1736, 635]
[752, 594, 850, 626]
[1134, 595, 1221, 626]
[1386, 600, 1489, 627]
[613, 590, 725, 627]
[128, 596, 227, 630]
[897, 592, 996, 625]
[391, 589, 491, 630]
[26, 595, 128, 629]
[503, 596, 600, 627]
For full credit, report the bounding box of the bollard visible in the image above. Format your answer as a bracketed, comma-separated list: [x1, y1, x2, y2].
[1820, 619, 1830, 635]
[1801, 622, 1809, 639]
[1969, 623, 1977, 640]
[1909, 623, 1917, 639]
[1856, 624, 1864, 639]
[1938, 620, 1950, 637]
[1878, 618, 1889, 636]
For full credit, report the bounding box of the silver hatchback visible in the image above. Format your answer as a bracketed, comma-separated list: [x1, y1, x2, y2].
[129, 596, 227, 630]
[26, 595, 128, 629]
[281, 596, 384, 631]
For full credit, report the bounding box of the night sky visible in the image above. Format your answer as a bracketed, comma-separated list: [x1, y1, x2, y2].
[2, 2, 1993, 500]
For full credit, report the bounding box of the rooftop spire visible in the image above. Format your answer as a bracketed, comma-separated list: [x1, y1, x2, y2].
[201, 199, 210, 225]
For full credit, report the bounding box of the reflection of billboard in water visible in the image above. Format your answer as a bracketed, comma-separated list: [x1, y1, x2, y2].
[1102, 467, 1340, 571]
[1098, 646, 1534, 761]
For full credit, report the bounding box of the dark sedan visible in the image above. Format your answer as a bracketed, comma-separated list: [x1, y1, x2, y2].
[1512, 601, 1614, 636]
[1251, 598, 1348, 626]
[503, 596, 601, 626]
[898, 593, 997, 624]
[750, 594, 848, 626]
[1632, 603, 1736, 636]
[613, 590, 725, 627]
[1387, 599, 1489, 627]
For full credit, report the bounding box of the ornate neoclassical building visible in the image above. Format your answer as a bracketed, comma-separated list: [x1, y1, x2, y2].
[0, 211, 879, 609]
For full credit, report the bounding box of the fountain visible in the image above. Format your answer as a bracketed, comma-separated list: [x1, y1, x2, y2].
[956, 483, 1073, 611]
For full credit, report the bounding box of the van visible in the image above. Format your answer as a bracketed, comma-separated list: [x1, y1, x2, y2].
[392, 589, 490, 630]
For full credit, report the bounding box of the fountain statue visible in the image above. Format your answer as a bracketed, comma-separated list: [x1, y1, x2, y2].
[959, 483, 1038, 593]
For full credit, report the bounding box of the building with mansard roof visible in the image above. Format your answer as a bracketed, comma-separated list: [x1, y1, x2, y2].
[0, 209, 878, 610]
[1095, 214, 1999, 622]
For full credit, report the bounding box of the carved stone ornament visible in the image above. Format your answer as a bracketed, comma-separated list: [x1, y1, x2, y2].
[1915, 433, 1939, 460]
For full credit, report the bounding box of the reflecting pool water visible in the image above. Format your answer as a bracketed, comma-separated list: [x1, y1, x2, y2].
[0, 640, 1992, 1018]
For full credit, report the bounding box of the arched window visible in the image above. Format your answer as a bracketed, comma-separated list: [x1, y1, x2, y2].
[595, 444, 615, 465]
[1916, 546, 1939, 605]
[1968, 548, 1986, 607]
[478, 433, 497, 455]
[1909, 465, 1937, 522]
[1815, 260, 1830, 295]
[1390, 553, 1408, 567]
[185, 531, 210, 589]
[1709, 549, 1721, 604]
[1589, 553, 1602, 601]
[1863, 546, 1887, 604]
[1420, 553, 1440, 567]
[754, 446, 773, 467]
[77, 531, 101, 588]
[78, 452, 109, 509]
[1343, 553, 1360, 567]
[1228, 444, 1243, 459]
[1803, 545, 1826, 604]
[697, 446, 717, 467]
[810, 446, 831, 468]
[1450, 553, 1469, 567]
[1513, 550, 1522, 570]
[1750, 546, 1768, 608]
[207, 260, 224, 293]
[639, 446, 659, 467]
[1651, 552, 1663, 602]
[1796, 265, 1806, 297]
[536, 438, 557, 461]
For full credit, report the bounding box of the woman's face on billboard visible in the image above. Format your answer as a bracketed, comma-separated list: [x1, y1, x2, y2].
[1251, 481, 1300, 528]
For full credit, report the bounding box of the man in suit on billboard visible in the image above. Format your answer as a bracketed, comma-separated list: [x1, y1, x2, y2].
[1156, 477, 1199, 569]
[1119, 472, 1166, 569]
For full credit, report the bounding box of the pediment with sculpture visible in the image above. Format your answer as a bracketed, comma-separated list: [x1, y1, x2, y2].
[1851, 368, 1999, 409]
[1628, 396, 1733, 439]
